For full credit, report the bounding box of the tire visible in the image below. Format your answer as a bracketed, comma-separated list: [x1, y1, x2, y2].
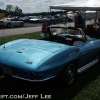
[0, 68, 3, 76]
[20, 23, 24, 27]
[97, 51, 100, 61]
[62, 62, 77, 85]
[7, 23, 11, 28]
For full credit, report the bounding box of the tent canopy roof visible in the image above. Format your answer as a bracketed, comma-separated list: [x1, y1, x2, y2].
[50, 0, 100, 11]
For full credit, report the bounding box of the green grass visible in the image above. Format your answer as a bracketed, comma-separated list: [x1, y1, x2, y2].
[0, 31, 100, 100]
[0, 31, 41, 45]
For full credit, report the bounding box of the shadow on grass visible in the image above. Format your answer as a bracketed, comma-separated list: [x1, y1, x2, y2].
[0, 63, 100, 100]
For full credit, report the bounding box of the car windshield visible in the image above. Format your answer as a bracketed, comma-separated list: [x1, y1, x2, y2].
[52, 27, 82, 38]
[41, 26, 87, 46]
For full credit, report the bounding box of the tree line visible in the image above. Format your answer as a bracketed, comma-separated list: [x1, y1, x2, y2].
[0, 5, 66, 17]
[0, 5, 22, 16]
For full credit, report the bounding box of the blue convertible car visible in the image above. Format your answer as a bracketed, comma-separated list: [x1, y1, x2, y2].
[0, 26, 100, 85]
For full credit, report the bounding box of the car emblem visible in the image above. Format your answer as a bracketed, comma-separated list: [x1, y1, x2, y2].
[25, 60, 33, 65]
[17, 49, 24, 53]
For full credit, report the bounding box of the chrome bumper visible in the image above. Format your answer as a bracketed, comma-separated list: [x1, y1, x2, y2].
[12, 75, 56, 82]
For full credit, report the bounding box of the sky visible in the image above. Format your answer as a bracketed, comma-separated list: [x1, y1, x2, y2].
[0, 0, 72, 13]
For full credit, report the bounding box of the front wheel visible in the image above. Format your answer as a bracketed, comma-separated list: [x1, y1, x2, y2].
[0, 68, 3, 76]
[20, 23, 24, 27]
[62, 62, 77, 85]
[7, 23, 11, 28]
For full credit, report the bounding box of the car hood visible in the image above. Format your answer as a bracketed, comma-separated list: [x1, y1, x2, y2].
[0, 39, 72, 71]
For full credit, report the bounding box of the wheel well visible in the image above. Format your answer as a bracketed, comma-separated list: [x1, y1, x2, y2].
[0, 67, 3, 75]
[20, 22, 24, 25]
[59, 59, 78, 76]
[65, 59, 78, 68]
[7, 23, 11, 26]
[97, 50, 100, 59]
[73, 59, 78, 67]
[59, 59, 78, 85]
[57, 58, 79, 80]
[7, 23, 11, 25]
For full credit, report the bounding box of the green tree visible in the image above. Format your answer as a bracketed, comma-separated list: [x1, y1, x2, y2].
[6, 5, 13, 14]
[6, 5, 22, 16]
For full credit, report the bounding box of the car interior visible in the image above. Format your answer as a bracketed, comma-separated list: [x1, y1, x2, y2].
[40, 26, 86, 46]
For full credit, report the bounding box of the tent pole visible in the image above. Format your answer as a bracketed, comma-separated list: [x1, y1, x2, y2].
[64, 10, 68, 27]
[84, 10, 86, 29]
[95, 11, 97, 30]
[85, 11, 86, 27]
[50, 7, 51, 13]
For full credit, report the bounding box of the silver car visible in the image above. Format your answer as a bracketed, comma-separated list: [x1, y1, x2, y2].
[0, 18, 24, 28]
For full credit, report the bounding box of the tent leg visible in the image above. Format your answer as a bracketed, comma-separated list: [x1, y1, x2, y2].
[95, 11, 97, 30]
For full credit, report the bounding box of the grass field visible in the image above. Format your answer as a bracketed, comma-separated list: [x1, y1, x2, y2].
[0, 31, 100, 100]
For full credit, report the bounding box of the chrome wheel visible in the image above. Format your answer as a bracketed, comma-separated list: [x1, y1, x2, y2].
[64, 63, 76, 85]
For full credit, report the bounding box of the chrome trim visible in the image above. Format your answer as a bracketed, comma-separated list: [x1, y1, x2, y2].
[81, 50, 87, 55]
[77, 59, 99, 74]
[12, 75, 55, 82]
[69, 51, 76, 57]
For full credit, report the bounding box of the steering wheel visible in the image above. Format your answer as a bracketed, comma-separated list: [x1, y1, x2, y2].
[56, 36, 66, 44]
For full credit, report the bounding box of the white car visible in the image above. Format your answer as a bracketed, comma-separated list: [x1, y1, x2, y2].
[0, 18, 24, 28]
[67, 13, 76, 22]
[29, 17, 43, 23]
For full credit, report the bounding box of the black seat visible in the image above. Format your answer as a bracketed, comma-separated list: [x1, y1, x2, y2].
[71, 38, 85, 46]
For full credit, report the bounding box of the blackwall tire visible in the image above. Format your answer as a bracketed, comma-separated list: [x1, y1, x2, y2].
[0, 68, 3, 76]
[7, 23, 11, 28]
[62, 62, 77, 85]
[20, 23, 24, 27]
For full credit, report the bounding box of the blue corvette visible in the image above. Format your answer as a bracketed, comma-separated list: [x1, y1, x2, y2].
[0, 26, 100, 85]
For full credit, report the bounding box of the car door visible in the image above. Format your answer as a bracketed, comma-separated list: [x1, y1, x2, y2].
[78, 40, 100, 67]
[10, 19, 16, 26]
[11, 19, 19, 26]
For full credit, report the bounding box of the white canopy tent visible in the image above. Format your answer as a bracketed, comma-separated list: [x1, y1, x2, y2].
[50, 0, 100, 11]
[50, 0, 100, 28]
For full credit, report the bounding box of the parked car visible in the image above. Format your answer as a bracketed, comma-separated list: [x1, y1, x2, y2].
[67, 13, 76, 22]
[54, 15, 64, 23]
[18, 16, 29, 22]
[0, 18, 24, 28]
[0, 26, 100, 85]
[29, 17, 43, 23]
